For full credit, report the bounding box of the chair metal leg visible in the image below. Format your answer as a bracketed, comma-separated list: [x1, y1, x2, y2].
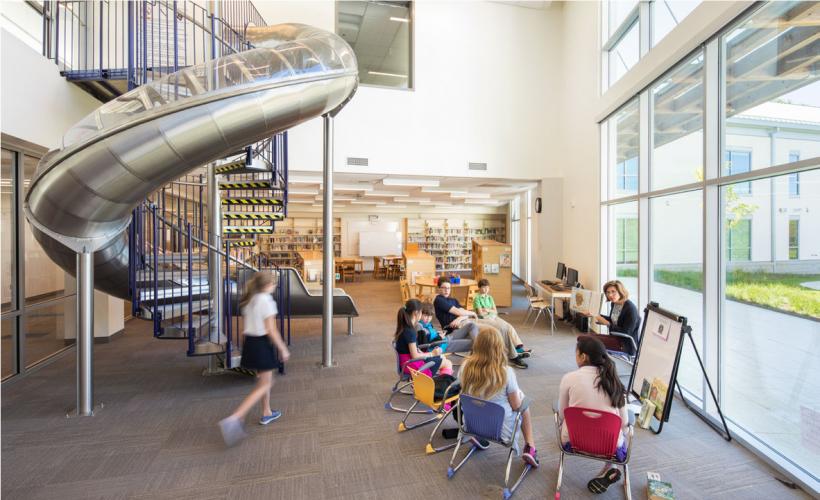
[555, 452, 564, 499]
[447, 433, 477, 478]
[623, 463, 631, 500]
[426, 406, 457, 454]
[399, 400, 440, 431]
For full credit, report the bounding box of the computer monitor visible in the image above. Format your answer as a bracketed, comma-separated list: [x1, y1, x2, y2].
[566, 267, 579, 287]
[556, 262, 566, 281]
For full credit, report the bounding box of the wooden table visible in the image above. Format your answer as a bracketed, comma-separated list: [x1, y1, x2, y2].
[414, 276, 477, 305]
[534, 282, 572, 334]
[382, 255, 404, 279]
[337, 257, 363, 274]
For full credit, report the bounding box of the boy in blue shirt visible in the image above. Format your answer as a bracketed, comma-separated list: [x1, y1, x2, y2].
[419, 302, 448, 352]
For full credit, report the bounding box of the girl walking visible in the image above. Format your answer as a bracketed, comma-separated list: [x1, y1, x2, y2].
[219, 272, 290, 447]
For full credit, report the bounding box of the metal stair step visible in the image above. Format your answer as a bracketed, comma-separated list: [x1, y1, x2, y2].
[221, 197, 282, 206]
[223, 226, 274, 235]
[136, 269, 208, 286]
[223, 212, 283, 221]
[145, 252, 208, 264]
[219, 180, 274, 190]
[227, 240, 256, 247]
[139, 284, 209, 302]
[215, 155, 270, 175]
[159, 314, 213, 339]
[139, 298, 212, 320]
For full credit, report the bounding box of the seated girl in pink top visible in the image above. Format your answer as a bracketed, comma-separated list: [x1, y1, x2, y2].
[394, 299, 453, 377]
[558, 335, 628, 494]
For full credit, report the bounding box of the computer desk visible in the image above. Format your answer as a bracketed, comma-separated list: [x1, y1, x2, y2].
[534, 282, 572, 334]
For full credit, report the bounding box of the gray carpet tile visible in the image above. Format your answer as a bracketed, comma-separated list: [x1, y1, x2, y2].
[2, 276, 812, 499]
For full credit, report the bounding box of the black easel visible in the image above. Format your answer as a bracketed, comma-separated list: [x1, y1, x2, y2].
[628, 303, 731, 441]
[671, 324, 731, 441]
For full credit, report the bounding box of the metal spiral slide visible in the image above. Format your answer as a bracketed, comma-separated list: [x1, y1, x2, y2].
[24, 24, 358, 299]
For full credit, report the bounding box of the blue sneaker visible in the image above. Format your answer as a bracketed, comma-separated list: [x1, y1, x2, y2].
[259, 410, 282, 425]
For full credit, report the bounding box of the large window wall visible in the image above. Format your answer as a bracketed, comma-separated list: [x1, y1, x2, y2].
[600, 1, 820, 490]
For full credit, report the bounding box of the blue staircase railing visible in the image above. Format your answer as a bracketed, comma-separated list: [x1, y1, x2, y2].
[43, 0, 261, 95]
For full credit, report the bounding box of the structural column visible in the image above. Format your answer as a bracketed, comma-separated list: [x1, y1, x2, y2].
[76, 250, 94, 416]
[322, 114, 334, 367]
[208, 163, 223, 344]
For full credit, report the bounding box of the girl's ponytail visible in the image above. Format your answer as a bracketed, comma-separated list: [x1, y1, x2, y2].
[394, 299, 422, 342]
[576, 335, 626, 408]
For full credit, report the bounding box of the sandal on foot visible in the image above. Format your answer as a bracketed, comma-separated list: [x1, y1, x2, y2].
[587, 468, 621, 494]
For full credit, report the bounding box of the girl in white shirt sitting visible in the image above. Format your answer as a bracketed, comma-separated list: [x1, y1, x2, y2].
[558, 335, 628, 494]
[219, 272, 290, 447]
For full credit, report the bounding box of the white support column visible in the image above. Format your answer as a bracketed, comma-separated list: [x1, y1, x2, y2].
[702, 38, 721, 414]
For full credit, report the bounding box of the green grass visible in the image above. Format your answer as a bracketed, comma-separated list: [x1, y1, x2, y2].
[650, 269, 820, 319]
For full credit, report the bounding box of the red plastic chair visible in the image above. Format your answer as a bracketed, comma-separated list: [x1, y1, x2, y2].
[553, 406, 633, 500]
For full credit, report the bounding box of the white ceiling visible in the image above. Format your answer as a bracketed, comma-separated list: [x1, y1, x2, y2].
[286, 171, 538, 212]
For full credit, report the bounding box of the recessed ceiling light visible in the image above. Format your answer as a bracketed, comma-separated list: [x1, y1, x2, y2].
[389, 16, 409, 23]
[332, 184, 373, 192]
[451, 192, 491, 199]
[289, 188, 320, 195]
[368, 70, 408, 78]
[350, 200, 386, 205]
[382, 177, 439, 187]
[421, 187, 468, 195]
[363, 190, 410, 197]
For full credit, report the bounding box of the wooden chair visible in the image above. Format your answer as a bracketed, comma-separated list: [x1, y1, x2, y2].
[373, 257, 386, 279]
[465, 285, 479, 312]
[400, 278, 411, 302]
[341, 263, 355, 283]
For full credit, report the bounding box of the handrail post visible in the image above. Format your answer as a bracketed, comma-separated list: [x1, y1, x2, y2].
[187, 222, 194, 355]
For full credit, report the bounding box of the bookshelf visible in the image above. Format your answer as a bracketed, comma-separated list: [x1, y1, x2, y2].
[259, 217, 342, 268]
[471, 239, 512, 307]
[405, 218, 506, 273]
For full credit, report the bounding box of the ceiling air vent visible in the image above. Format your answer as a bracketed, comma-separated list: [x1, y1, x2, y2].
[468, 162, 488, 171]
[347, 157, 369, 167]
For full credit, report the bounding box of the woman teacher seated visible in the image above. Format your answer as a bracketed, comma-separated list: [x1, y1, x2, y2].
[593, 280, 640, 355]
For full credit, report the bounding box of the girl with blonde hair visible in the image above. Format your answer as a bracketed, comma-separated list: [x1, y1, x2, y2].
[219, 272, 290, 447]
[459, 329, 539, 467]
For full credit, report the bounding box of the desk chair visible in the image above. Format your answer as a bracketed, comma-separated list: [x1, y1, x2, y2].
[400, 278, 411, 302]
[398, 363, 459, 432]
[553, 407, 634, 500]
[385, 341, 447, 413]
[341, 262, 355, 283]
[447, 394, 534, 499]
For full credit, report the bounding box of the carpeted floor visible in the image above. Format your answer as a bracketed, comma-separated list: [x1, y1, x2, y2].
[1, 276, 811, 499]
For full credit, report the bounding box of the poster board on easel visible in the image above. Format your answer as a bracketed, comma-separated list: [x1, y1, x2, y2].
[627, 302, 731, 440]
[628, 303, 687, 431]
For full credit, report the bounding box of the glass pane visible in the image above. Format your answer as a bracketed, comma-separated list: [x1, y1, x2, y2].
[609, 20, 640, 87]
[723, 2, 820, 175]
[1, 317, 16, 379]
[651, 52, 704, 190]
[651, 0, 700, 47]
[722, 169, 820, 481]
[607, 100, 640, 198]
[608, 0, 637, 40]
[607, 202, 639, 304]
[1, 149, 15, 313]
[650, 190, 703, 401]
[23, 155, 67, 304]
[24, 297, 75, 368]
[337, 1, 412, 89]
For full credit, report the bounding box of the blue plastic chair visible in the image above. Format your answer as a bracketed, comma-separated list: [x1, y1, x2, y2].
[447, 394, 533, 499]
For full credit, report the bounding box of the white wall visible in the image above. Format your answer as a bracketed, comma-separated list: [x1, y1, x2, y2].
[555, 1, 601, 290]
[1, 27, 124, 336]
[0, 29, 101, 149]
[256, 1, 562, 181]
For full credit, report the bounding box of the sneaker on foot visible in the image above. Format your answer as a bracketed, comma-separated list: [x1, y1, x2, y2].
[509, 356, 528, 369]
[588, 468, 622, 494]
[522, 444, 540, 468]
[469, 436, 491, 450]
[218, 416, 247, 447]
[516, 349, 531, 358]
[515, 346, 533, 355]
[259, 410, 282, 425]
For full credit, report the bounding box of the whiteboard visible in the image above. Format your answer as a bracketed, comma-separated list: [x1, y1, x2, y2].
[630, 305, 686, 421]
[358, 231, 402, 256]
